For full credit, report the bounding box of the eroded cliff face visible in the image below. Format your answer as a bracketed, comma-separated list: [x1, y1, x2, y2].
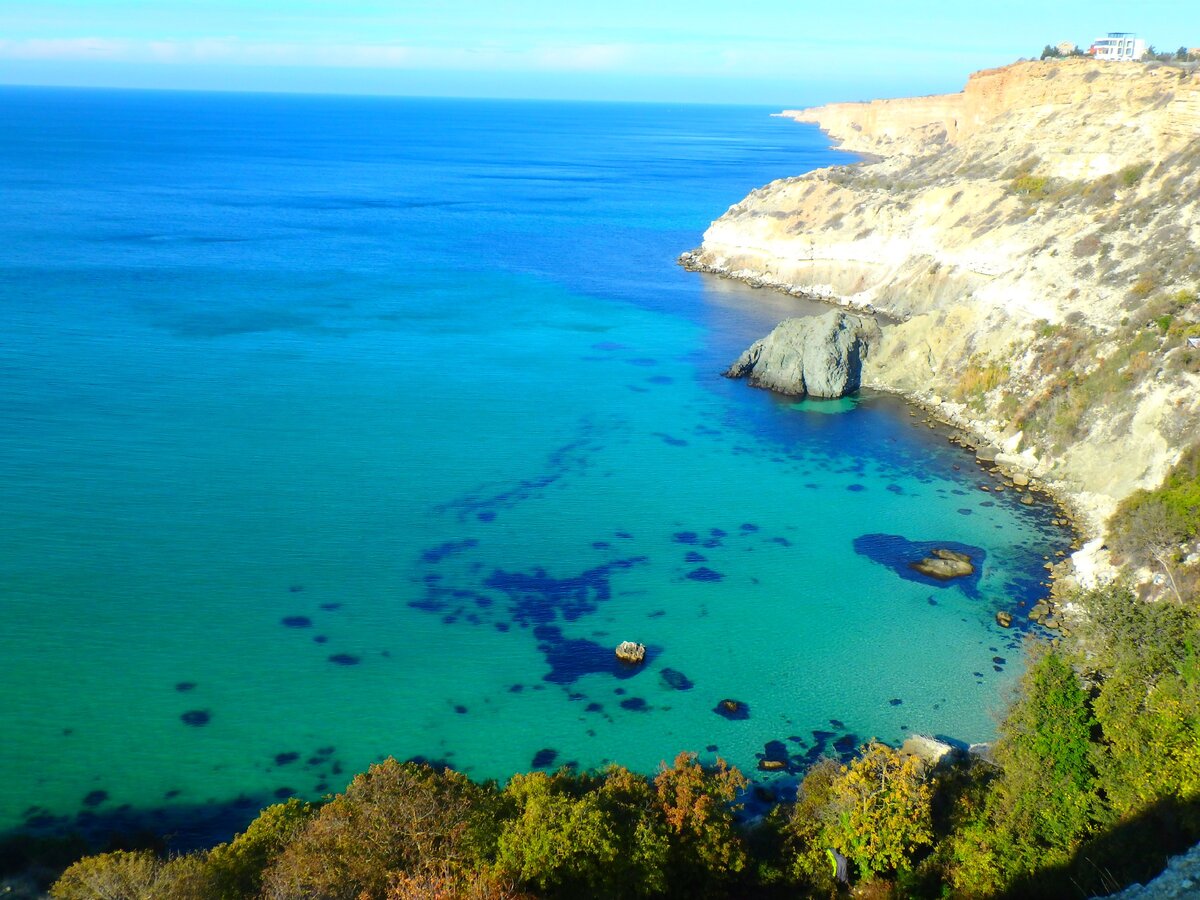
[686, 58, 1200, 532]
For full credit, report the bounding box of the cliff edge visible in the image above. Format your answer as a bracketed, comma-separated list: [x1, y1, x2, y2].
[685, 58, 1200, 537]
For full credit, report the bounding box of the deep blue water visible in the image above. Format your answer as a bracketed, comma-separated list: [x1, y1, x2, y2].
[0, 87, 1067, 844]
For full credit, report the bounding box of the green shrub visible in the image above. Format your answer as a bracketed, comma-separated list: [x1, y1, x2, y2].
[1120, 163, 1151, 187]
[205, 798, 314, 899]
[51, 850, 211, 900]
[262, 760, 502, 900]
[1009, 174, 1049, 198]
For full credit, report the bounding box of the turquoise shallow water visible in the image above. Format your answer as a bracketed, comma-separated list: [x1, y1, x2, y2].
[0, 88, 1068, 843]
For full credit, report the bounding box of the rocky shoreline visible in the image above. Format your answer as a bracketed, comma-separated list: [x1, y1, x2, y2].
[683, 58, 1200, 583]
[685, 250, 1091, 632]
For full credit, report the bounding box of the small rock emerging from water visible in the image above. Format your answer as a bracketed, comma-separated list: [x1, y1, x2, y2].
[714, 699, 749, 720]
[910, 548, 975, 580]
[615, 641, 646, 665]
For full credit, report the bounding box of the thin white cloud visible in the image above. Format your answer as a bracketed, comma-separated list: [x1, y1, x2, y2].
[0, 36, 635, 72]
[0, 37, 132, 60]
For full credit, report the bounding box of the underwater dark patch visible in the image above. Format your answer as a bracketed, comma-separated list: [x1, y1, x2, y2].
[852, 533, 985, 597]
[437, 438, 593, 522]
[274, 752, 299, 766]
[281, 616, 312, 628]
[684, 551, 706, 563]
[328, 654, 360, 666]
[82, 790, 108, 808]
[654, 433, 688, 447]
[531, 748, 558, 768]
[620, 697, 649, 712]
[181, 710, 210, 727]
[686, 567, 723, 582]
[532, 624, 650, 685]
[484, 556, 647, 627]
[421, 539, 479, 564]
[175, 682, 196, 692]
[661, 668, 694, 691]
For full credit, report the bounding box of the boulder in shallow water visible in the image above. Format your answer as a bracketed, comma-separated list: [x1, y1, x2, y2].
[901, 734, 959, 767]
[996, 610, 1013, 628]
[724, 310, 880, 398]
[910, 548, 975, 580]
[615, 641, 646, 665]
[714, 698, 750, 720]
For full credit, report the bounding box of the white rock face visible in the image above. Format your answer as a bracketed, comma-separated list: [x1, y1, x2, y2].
[687, 58, 1200, 534]
[724, 310, 880, 397]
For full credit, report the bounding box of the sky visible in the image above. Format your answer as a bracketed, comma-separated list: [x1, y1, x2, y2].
[0, 1, 1195, 105]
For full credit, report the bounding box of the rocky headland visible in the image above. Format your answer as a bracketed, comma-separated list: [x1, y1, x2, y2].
[684, 58, 1200, 570]
[723, 310, 879, 396]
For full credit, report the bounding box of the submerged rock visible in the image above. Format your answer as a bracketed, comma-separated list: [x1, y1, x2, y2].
[910, 548, 975, 580]
[714, 698, 749, 720]
[996, 610, 1013, 628]
[724, 310, 880, 397]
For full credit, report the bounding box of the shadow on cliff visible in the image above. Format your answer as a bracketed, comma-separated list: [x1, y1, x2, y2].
[995, 795, 1200, 899]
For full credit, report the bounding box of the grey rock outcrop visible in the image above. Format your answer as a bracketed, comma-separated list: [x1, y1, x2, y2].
[1094, 841, 1200, 899]
[724, 310, 879, 398]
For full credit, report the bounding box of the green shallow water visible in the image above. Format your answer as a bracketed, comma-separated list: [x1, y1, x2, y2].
[0, 88, 1069, 844]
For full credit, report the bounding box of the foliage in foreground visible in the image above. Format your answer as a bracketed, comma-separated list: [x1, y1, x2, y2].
[44, 585, 1200, 899]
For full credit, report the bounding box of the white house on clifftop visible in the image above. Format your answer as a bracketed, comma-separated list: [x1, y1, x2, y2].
[1090, 32, 1147, 61]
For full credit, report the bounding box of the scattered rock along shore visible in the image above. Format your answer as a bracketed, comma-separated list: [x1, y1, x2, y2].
[683, 57, 1200, 588]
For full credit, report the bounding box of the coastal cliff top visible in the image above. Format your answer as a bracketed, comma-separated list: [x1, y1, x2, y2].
[780, 58, 1199, 175]
[691, 56, 1200, 527]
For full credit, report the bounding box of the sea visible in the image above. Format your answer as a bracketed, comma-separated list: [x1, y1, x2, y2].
[0, 87, 1069, 845]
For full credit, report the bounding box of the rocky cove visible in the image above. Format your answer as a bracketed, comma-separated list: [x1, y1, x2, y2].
[684, 57, 1200, 601]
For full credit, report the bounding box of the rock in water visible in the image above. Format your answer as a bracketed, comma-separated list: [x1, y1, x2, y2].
[724, 310, 879, 397]
[615, 641, 646, 665]
[910, 548, 975, 580]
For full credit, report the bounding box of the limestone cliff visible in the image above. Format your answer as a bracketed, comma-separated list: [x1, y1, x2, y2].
[684, 58, 1200, 536]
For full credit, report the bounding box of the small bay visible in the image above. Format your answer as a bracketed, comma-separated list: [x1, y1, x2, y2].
[0, 88, 1068, 843]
